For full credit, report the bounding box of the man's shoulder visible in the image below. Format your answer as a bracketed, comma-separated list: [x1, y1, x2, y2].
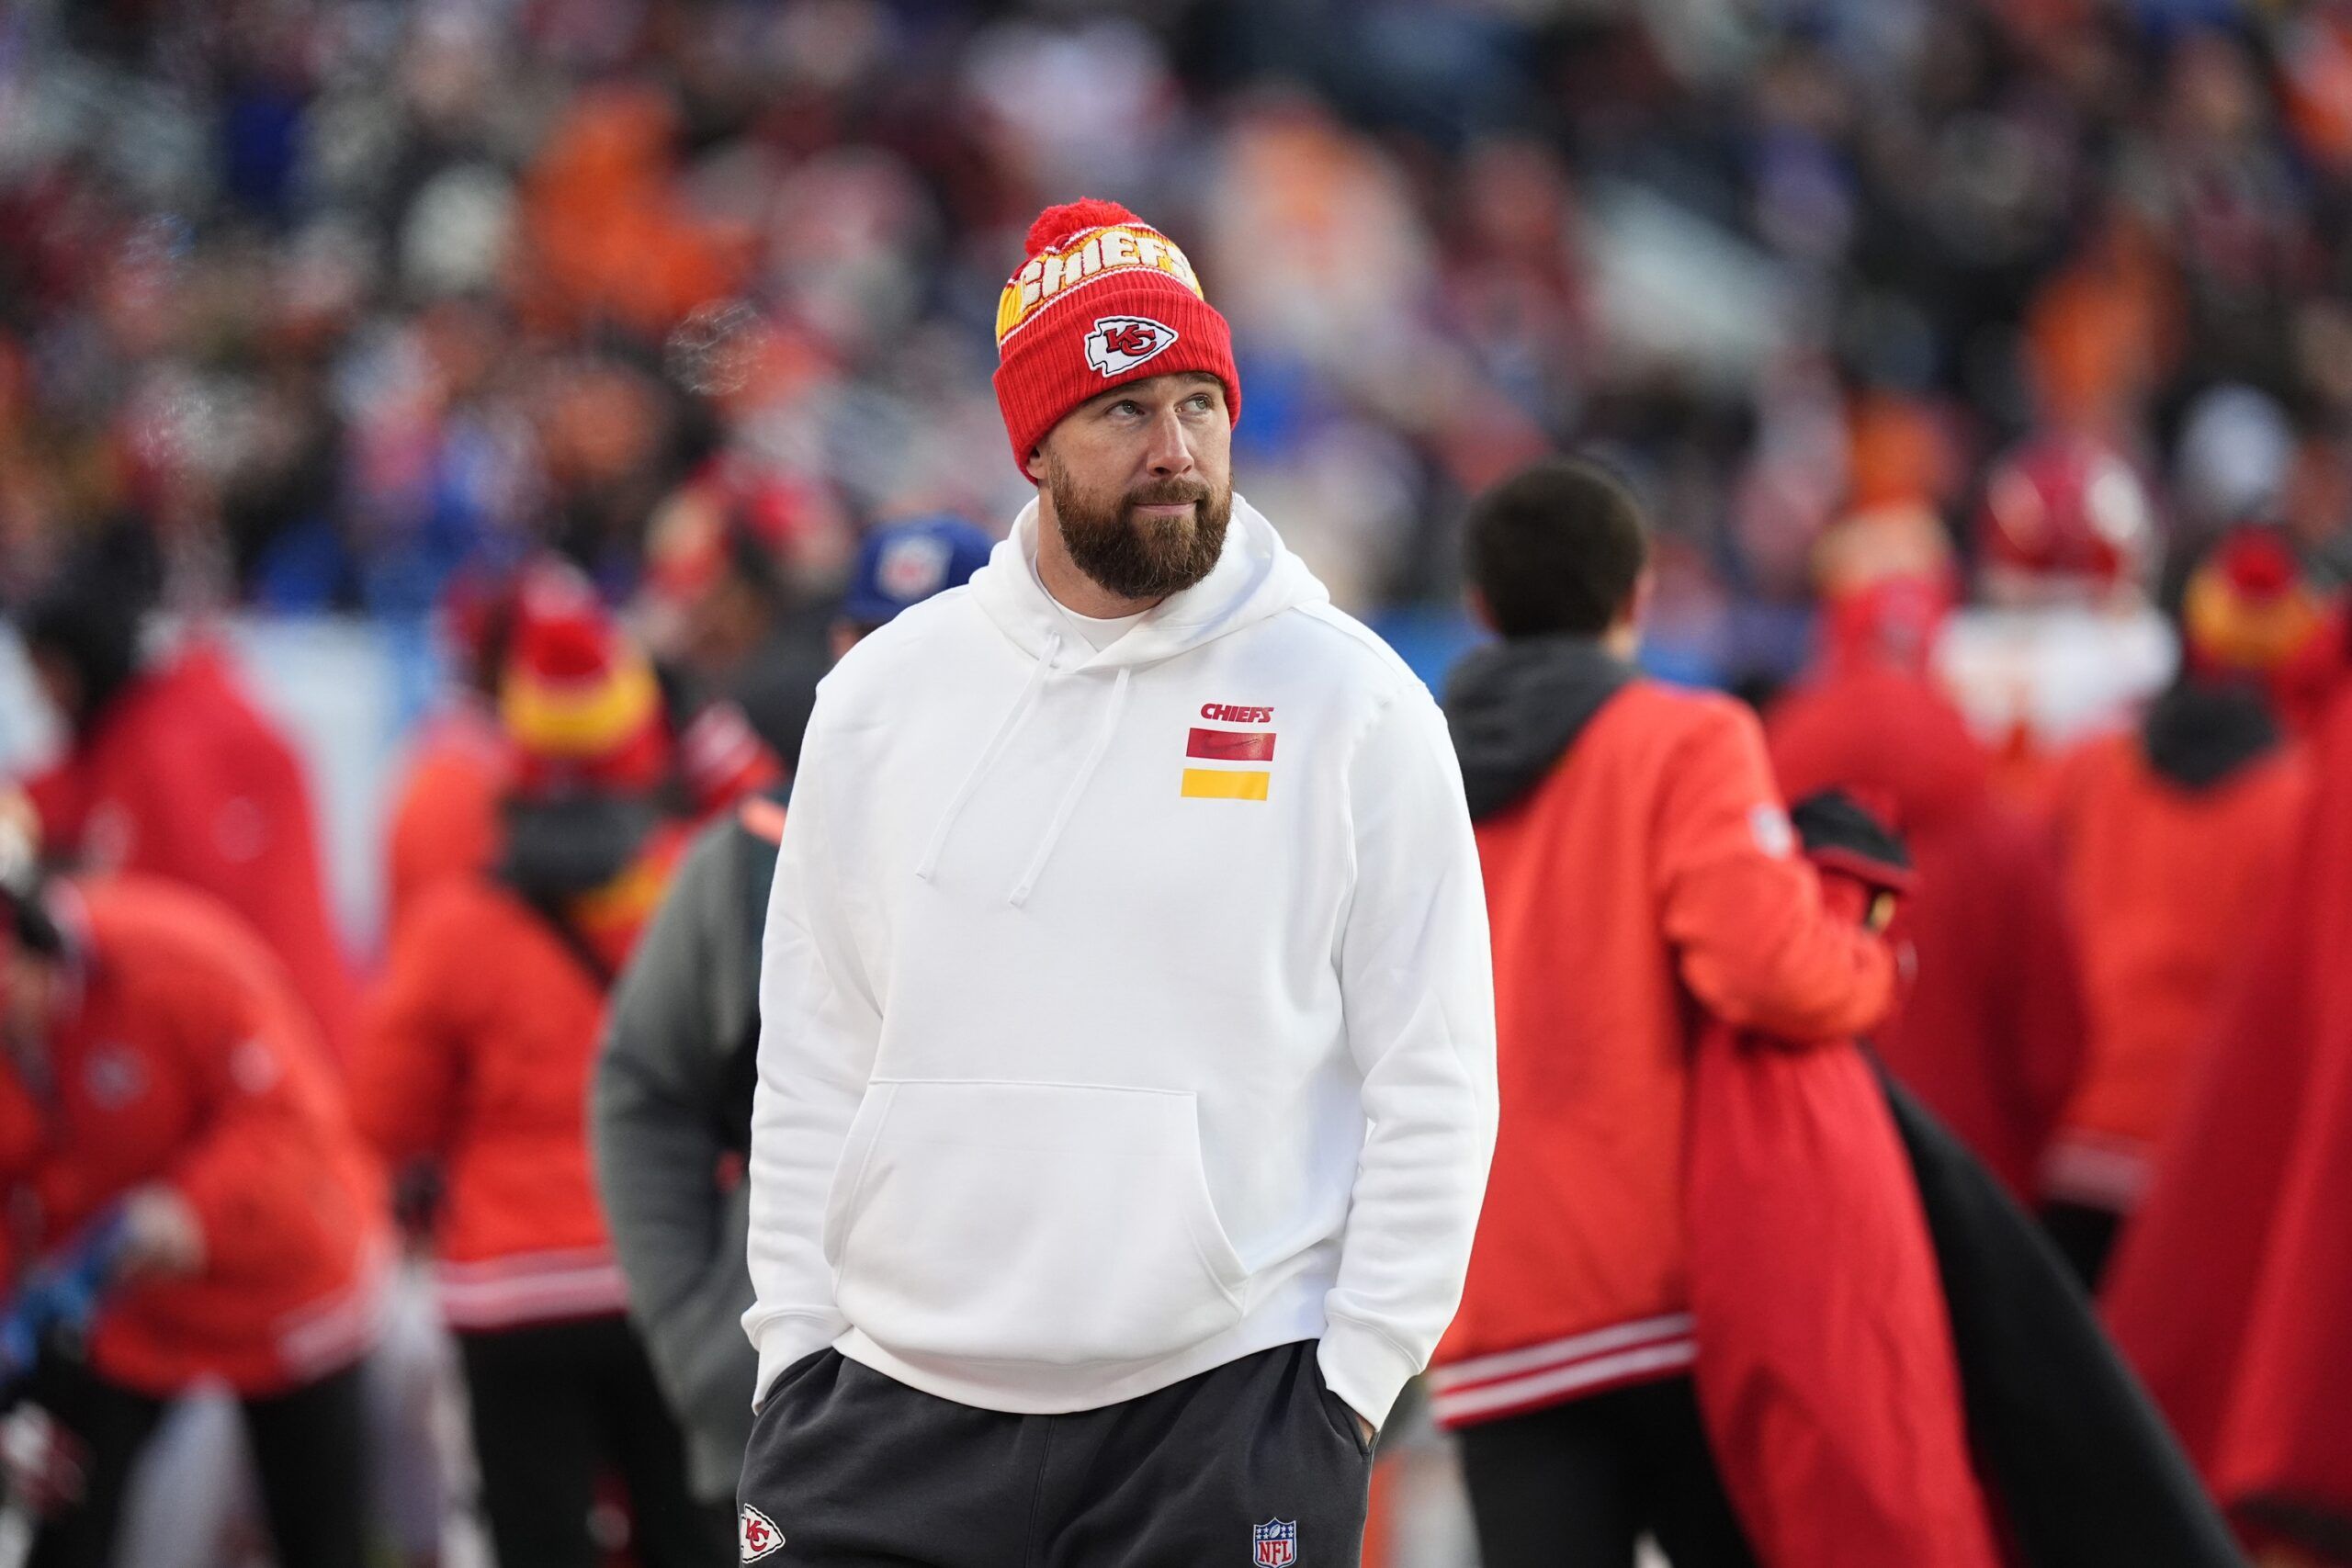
[1275, 602, 1431, 707]
[811, 588, 981, 714]
[1589, 676, 1756, 752]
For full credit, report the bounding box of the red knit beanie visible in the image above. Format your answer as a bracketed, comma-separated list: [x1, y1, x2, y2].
[500, 558, 671, 796]
[991, 198, 1240, 478]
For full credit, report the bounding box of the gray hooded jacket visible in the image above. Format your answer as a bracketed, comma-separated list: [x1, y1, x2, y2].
[591, 794, 780, 1502]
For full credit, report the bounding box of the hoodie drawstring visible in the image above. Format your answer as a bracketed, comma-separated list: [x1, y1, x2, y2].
[1008, 665, 1130, 908]
[914, 631, 1060, 884]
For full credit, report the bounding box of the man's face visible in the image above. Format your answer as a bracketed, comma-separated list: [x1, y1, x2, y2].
[1029, 373, 1233, 602]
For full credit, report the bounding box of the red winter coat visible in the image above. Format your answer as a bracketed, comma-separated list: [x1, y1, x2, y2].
[2105, 679, 2352, 1552]
[22, 643, 358, 1063]
[383, 702, 511, 940]
[0, 877, 387, 1397]
[352, 828, 687, 1332]
[1432, 650, 1893, 1427]
[2042, 719, 2308, 1212]
[1769, 662, 2087, 1199]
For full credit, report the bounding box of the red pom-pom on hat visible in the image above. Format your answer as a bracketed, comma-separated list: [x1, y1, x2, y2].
[2220, 530, 2297, 599]
[1024, 198, 1144, 258]
[995, 197, 1239, 476]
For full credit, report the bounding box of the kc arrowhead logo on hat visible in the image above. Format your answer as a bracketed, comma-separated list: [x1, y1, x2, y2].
[1085, 315, 1178, 378]
[992, 198, 1238, 472]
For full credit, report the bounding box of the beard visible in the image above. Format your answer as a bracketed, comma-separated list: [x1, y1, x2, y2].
[1041, 457, 1232, 603]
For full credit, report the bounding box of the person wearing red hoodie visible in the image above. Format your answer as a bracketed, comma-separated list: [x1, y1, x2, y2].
[351, 560, 724, 1568]
[2102, 623, 2352, 1559]
[0, 808, 385, 1568]
[2038, 528, 2318, 1287]
[382, 566, 520, 940]
[17, 545, 359, 1062]
[1433, 457, 1895, 1567]
[384, 561, 782, 942]
[1767, 570, 2089, 1203]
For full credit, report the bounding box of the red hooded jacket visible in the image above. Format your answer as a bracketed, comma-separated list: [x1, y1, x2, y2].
[0, 877, 386, 1397]
[2041, 698, 2308, 1213]
[353, 824, 689, 1332]
[2105, 678, 2352, 1554]
[1768, 661, 2087, 1199]
[383, 701, 512, 940]
[1431, 640, 1893, 1427]
[23, 643, 358, 1063]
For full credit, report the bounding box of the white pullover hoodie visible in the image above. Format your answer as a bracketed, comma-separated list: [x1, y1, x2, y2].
[743, 496, 1497, 1427]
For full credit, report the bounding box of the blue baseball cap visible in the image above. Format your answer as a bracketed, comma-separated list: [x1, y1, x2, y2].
[840, 516, 995, 628]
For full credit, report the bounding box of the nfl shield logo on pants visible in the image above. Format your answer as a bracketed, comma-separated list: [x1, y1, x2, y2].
[1253, 1518, 1298, 1566]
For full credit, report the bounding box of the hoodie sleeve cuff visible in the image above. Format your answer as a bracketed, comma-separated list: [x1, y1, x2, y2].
[1317, 1314, 1425, 1432]
[748, 1311, 846, 1410]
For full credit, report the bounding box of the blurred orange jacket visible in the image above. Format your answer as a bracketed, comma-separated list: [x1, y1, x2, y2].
[0, 876, 386, 1397]
[1432, 681, 1893, 1427]
[2042, 726, 2309, 1210]
[351, 839, 682, 1331]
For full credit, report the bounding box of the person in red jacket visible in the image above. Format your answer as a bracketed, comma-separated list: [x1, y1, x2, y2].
[2039, 528, 2317, 1287]
[2102, 629, 2352, 1559]
[384, 560, 782, 942]
[17, 556, 359, 1062]
[352, 561, 722, 1568]
[1433, 457, 1895, 1568]
[0, 829, 386, 1568]
[383, 565, 520, 939]
[1767, 572, 2089, 1203]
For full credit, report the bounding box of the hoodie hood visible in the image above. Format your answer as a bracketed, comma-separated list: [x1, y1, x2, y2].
[1442, 636, 1635, 821]
[967, 493, 1329, 673]
[917, 493, 1329, 905]
[2139, 678, 2280, 791]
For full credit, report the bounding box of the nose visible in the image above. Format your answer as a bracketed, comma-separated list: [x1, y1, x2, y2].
[1143, 405, 1196, 479]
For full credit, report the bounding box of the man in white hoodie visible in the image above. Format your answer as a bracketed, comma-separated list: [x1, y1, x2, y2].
[738, 197, 1498, 1568]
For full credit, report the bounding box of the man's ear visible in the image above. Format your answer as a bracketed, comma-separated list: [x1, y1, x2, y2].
[1628, 567, 1657, 629]
[1024, 446, 1048, 485]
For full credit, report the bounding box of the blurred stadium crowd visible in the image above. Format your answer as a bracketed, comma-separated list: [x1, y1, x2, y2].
[6, 0, 2352, 668]
[8, 0, 2352, 1564]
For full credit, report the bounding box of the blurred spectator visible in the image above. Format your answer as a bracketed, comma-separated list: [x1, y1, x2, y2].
[381, 562, 517, 939]
[0, 846, 385, 1568]
[13, 536, 360, 1061]
[351, 563, 728, 1568]
[1434, 458, 1894, 1566]
[2103, 620, 2352, 1559]
[1769, 540, 2090, 1205]
[1938, 430, 2176, 801]
[592, 513, 989, 1507]
[632, 459, 841, 768]
[2037, 527, 2319, 1286]
[0, 2, 2338, 671]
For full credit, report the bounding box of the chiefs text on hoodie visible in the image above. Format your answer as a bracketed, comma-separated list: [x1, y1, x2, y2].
[743, 496, 1498, 1430]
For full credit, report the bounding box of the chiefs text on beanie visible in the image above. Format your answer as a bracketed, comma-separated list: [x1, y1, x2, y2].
[991, 198, 1240, 478]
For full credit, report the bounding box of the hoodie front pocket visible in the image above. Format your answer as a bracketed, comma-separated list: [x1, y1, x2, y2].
[830, 1081, 1250, 1368]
